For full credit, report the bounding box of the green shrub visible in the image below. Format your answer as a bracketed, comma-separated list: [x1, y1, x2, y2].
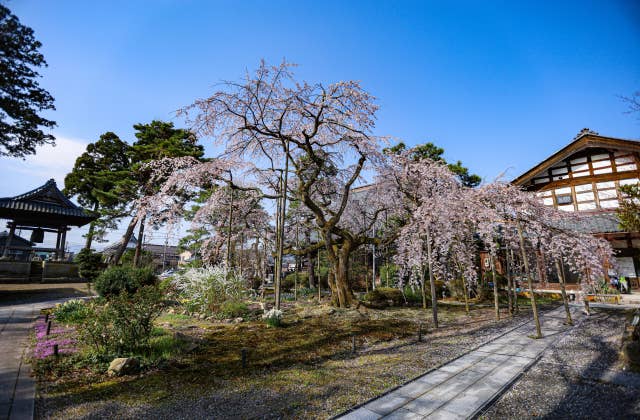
[80, 286, 164, 355]
[379, 264, 399, 287]
[282, 271, 309, 290]
[217, 300, 249, 319]
[75, 249, 105, 282]
[363, 287, 404, 307]
[94, 266, 157, 297]
[402, 287, 423, 304]
[297, 287, 316, 297]
[131, 267, 157, 288]
[52, 299, 89, 324]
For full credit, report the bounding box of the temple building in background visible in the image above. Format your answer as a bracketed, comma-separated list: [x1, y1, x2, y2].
[512, 128, 640, 289]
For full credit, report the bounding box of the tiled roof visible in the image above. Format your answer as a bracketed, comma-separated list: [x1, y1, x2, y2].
[556, 212, 622, 234]
[0, 231, 33, 248]
[0, 179, 96, 227]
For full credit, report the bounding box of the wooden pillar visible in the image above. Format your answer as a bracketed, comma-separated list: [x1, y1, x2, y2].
[59, 228, 67, 260]
[55, 228, 62, 260]
[2, 222, 16, 258]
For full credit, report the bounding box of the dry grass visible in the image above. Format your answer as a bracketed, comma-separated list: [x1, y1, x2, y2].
[35, 299, 546, 419]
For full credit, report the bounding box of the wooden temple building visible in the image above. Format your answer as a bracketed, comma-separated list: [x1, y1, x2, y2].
[512, 128, 640, 288]
[0, 179, 96, 282]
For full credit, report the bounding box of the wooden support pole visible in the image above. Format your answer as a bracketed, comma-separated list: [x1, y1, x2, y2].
[54, 228, 62, 260]
[59, 228, 67, 260]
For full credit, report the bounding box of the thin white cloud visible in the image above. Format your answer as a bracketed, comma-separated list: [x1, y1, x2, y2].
[0, 135, 89, 196]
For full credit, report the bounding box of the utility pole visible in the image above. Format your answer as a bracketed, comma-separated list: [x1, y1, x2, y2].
[162, 231, 169, 272]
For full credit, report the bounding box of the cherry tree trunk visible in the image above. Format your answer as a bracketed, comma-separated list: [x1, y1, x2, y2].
[111, 216, 138, 266]
[555, 259, 573, 325]
[307, 251, 316, 288]
[83, 202, 100, 251]
[333, 248, 354, 307]
[517, 221, 542, 338]
[133, 215, 146, 267]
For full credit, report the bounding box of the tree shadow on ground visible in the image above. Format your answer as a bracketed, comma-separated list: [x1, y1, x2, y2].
[0, 287, 89, 306]
[538, 310, 640, 419]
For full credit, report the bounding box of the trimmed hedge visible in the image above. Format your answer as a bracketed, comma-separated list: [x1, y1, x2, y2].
[94, 266, 157, 297]
[363, 287, 403, 308]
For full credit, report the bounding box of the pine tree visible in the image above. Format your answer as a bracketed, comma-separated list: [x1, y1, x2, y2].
[64, 132, 132, 250]
[385, 142, 481, 187]
[618, 182, 640, 232]
[111, 121, 205, 266]
[0, 4, 56, 157]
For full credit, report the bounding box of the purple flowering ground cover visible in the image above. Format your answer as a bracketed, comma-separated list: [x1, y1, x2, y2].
[33, 315, 78, 359]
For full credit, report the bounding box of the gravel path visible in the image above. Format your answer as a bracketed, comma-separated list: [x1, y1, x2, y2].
[481, 308, 640, 419]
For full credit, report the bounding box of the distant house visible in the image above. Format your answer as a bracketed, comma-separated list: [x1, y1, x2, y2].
[102, 235, 180, 272]
[0, 231, 33, 261]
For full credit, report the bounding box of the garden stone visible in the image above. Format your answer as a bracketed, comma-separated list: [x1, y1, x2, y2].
[107, 357, 139, 376]
[233, 317, 243, 323]
[199, 314, 207, 320]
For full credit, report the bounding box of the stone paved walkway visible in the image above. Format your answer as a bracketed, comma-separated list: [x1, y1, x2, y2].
[0, 298, 70, 420]
[339, 306, 582, 419]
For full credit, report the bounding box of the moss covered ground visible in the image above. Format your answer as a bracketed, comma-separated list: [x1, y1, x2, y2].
[35, 299, 548, 419]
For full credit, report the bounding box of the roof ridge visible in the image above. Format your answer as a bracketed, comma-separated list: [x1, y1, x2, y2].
[5, 179, 78, 209]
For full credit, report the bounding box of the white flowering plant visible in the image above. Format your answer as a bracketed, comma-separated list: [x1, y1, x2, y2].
[262, 308, 283, 327]
[171, 266, 247, 314]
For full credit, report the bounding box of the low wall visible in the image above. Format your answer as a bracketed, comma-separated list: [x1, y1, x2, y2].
[43, 262, 79, 280]
[0, 261, 31, 283]
[0, 261, 31, 278]
[0, 261, 31, 276]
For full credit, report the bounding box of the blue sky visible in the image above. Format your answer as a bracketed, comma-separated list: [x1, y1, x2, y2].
[1, 0, 639, 250]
